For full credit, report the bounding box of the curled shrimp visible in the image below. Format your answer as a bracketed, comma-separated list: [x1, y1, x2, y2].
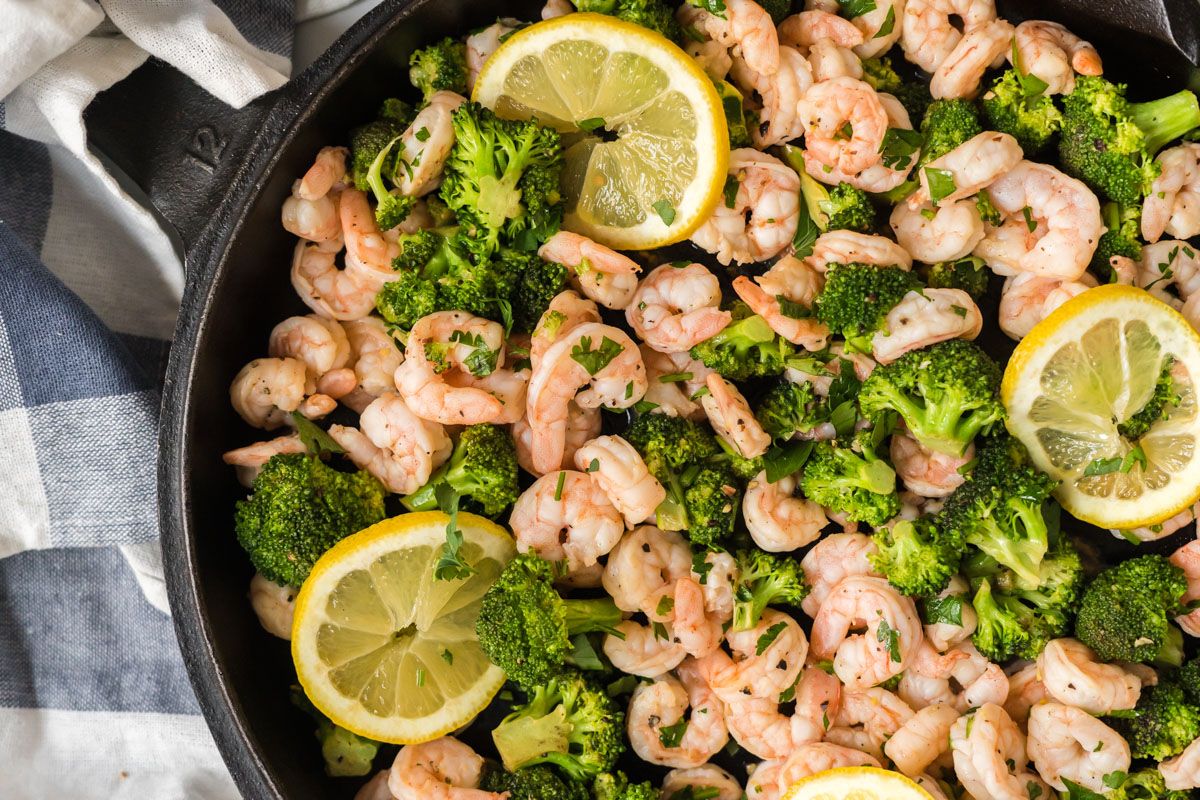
[890, 198, 985, 264]
[268, 315, 353, 397]
[222, 434, 308, 487]
[730, 46, 813, 148]
[1161, 736, 1200, 791]
[802, 92, 920, 193]
[531, 289, 601, 368]
[746, 759, 786, 800]
[388, 737, 501, 800]
[627, 671, 728, 768]
[899, 640, 1009, 712]
[777, 743, 881, 786]
[641, 346, 709, 420]
[930, 19, 1014, 100]
[950, 704, 1050, 800]
[649, 578, 724, 658]
[465, 19, 521, 94]
[509, 470, 623, 571]
[1137, 239, 1200, 307]
[743, 471, 828, 552]
[799, 533, 881, 617]
[1004, 662, 1050, 730]
[707, 610, 808, 703]
[923, 575, 978, 651]
[1143, 143, 1200, 243]
[779, 9, 866, 77]
[1027, 702, 1131, 792]
[810, 576, 922, 689]
[997, 271, 1095, 341]
[1037, 638, 1142, 715]
[662, 765, 743, 800]
[702, 374, 771, 459]
[900, 0, 999, 74]
[692, 149, 801, 266]
[723, 695, 823, 760]
[340, 187, 402, 275]
[694, 550, 739, 624]
[732, 257, 829, 351]
[808, 230, 913, 272]
[799, 77, 890, 176]
[249, 573, 296, 640]
[911, 131, 1024, 208]
[394, 91, 465, 197]
[1170, 539, 1200, 637]
[282, 149, 345, 245]
[1013, 20, 1103, 96]
[355, 771, 392, 800]
[328, 394, 452, 495]
[603, 619, 687, 678]
[526, 322, 646, 474]
[626, 263, 731, 354]
[977, 160, 1103, 281]
[872, 288, 982, 364]
[885, 703, 960, 777]
[342, 317, 403, 404]
[892, 432, 973, 498]
[686, 37, 734, 82]
[603, 525, 692, 613]
[291, 242, 379, 321]
[539, 231, 641, 310]
[573, 435, 666, 528]
[826, 687, 915, 760]
[513, 401, 600, 476]
[693, 0, 780, 76]
[230, 358, 307, 429]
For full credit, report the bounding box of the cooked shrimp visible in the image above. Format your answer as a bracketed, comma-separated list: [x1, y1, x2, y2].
[640, 346, 708, 420]
[1004, 662, 1050, 729]
[297, 145, 348, 200]
[662, 765, 743, 800]
[802, 92, 920, 193]
[923, 575, 978, 651]
[686, 37, 734, 81]
[603, 526, 693, 613]
[328, 394, 452, 494]
[872, 288, 982, 364]
[291, 241, 380, 321]
[1027, 702, 1131, 792]
[354, 771, 393, 800]
[732, 264, 830, 351]
[394, 90, 465, 197]
[693, 550, 739, 624]
[282, 146, 346, 244]
[691, 149, 801, 265]
[627, 672, 728, 768]
[268, 314, 352, 396]
[1143, 144, 1200, 242]
[1161, 735, 1200, 791]
[746, 759, 786, 800]
[532, 290, 602, 367]
[539, 231, 641, 310]
[541, 0, 572, 18]
[892, 433, 973, 498]
[808, 230, 913, 272]
[723, 695, 823, 759]
[343, 317, 403, 400]
[810, 576, 922, 689]
[743, 471, 829, 552]
[890, 198, 985, 263]
[911, 132, 1024, 208]
[1137, 240, 1200, 307]
[230, 358, 307, 429]
[388, 737, 500, 800]
[1170, 539, 1200, 636]
[249, 573, 296, 640]
[340, 187, 402, 274]
[465, 19, 520, 94]
[573, 435, 665, 528]
[777, 743, 881, 785]
[604, 620, 688, 678]
[730, 46, 813, 148]
[900, 640, 1009, 712]
[826, 687, 915, 761]
[513, 400, 600, 475]
[798, 77, 890, 176]
[526, 322, 646, 474]
[847, 0, 905, 57]
[950, 704, 1048, 800]
[1013, 20, 1103, 96]
[509, 470, 624, 571]
[694, 0, 780, 76]
[977, 160, 1103, 281]
[885, 703, 960, 777]
[627, 263, 731, 354]
[702, 374, 771, 459]
[222, 434, 308, 487]
[657, 577, 725, 658]
[708, 610, 808, 703]
[930, 19, 1014, 100]
[998, 271, 1096, 341]
[799, 533, 881, 617]
[781, 9, 864, 49]
[900, 0, 999, 73]
[1037, 638, 1142, 715]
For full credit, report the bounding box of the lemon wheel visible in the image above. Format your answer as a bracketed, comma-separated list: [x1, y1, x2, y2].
[292, 512, 515, 744]
[781, 767, 934, 800]
[473, 13, 729, 249]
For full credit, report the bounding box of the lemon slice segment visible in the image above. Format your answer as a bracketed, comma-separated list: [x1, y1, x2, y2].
[1002, 284, 1200, 529]
[292, 512, 515, 744]
[473, 13, 728, 249]
[782, 767, 934, 800]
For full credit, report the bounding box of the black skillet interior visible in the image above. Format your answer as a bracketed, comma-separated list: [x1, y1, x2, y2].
[81, 0, 1200, 796]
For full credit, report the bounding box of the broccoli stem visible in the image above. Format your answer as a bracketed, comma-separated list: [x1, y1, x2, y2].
[400, 466, 446, 511]
[561, 598, 623, 637]
[1157, 624, 1185, 667]
[1131, 90, 1200, 155]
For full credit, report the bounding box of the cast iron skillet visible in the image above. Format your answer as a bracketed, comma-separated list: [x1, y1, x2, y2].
[84, 0, 1200, 796]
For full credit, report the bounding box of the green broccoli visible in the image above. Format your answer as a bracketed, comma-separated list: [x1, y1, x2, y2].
[799, 431, 900, 527]
[593, 771, 660, 800]
[921, 256, 990, 300]
[1059, 76, 1200, 205]
[798, 169, 875, 233]
[1074, 554, 1189, 665]
[347, 99, 415, 190]
[814, 262, 922, 352]
[916, 99, 983, 170]
[289, 685, 380, 777]
[576, 0, 681, 38]
[756, 379, 828, 442]
[476, 554, 623, 688]
[408, 37, 468, 101]
[1107, 681, 1200, 761]
[440, 102, 563, 259]
[1118, 356, 1180, 439]
[859, 340, 1005, 456]
[871, 517, 965, 598]
[623, 413, 722, 533]
[235, 454, 386, 587]
[937, 433, 1058, 589]
[715, 438, 765, 481]
[715, 79, 752, 148]
[1107, 768, 1195, 800]
[690, 300, 794, 381]
[402, 424, 519, 517]
[860, 56, 932, 122]
[480, 764, 590, 800]
[756, 0, 790, 24]
[683, 464, 741, 549]
[1093, 201, 1144, 279]
[491, 669, 625, 781]
[732, 549, 809, 631]
[510, 254, 569, 332]
[980, 69, 1064, 154]
[1181, 657, 1200, 706]
[364, 134, 417, 230]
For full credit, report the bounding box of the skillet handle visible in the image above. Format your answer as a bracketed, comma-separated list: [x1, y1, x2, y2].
[84, 58, 278, 259]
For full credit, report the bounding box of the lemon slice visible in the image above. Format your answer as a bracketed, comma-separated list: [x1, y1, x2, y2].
[1002, 284, 1200, 529]
[782, 767, 934, 800]
[473, 13, 728, 249]
[292, 511, 515, 744]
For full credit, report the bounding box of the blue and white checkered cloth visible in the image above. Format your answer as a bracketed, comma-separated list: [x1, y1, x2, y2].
[0, 2, 371, 795]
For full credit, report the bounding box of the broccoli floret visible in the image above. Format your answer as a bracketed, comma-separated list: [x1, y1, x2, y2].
[349, 111, 408, 191]
[756, 0, 790, 24]
[757, 380, 828, 442]
[593, 771, 660, 800]
[937, 433, 1058, 589]
[1093, 201, 1144, 279]
[289, 685, 380, 777]
[1074, 554, 1189, 665]
[1108, 768, 1195, 800]
[921, 256, 990, 300]
[798, 170, 875, 233]
[861, 56, 932, 122]
[511, 254, 569, 332]
[1060, 76, 1200, 205]
[1119, 356, 1180, 439]
[402, 424, 519, 516]
[491, 670, 625, 781]
[683, 464, 741, 549]
[689, 300, 794, 381]
[980, 69, 1063, 154]
[577, 0, 681, 38]
[624, 413, 723, 532]
[871, 517, 965, 598]
[815, 262, 921, 352]
[480, 764, 590, 800]
[235, 454, 386, 587]
[715, 438, 765, 481]
[1182, 657, 1200, 706]
[477, 554, 623, 688]
[715, 79, 752, 148]
[732, 549, 809, 631]
[859, 340, 1005, 456]
[365, 133, 416, 230]
[1107, 681, 1200, 761]
[916, 99, 983, 169]
[408, 37, 468, 101]
[440, 103, 563, 259]
[799, 431, 900, 527]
